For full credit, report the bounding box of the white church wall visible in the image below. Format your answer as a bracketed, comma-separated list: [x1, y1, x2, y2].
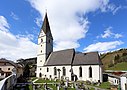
[37, 65, 103, 82]
[42, 65, 72, 80]
[72, 65, 102, 82]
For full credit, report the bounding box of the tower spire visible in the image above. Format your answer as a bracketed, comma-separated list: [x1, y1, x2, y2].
[40, 12, 53, 38]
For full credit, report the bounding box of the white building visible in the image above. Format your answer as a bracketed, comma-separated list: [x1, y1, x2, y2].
[120, 73, 127, 90]
[107, 72, 127, 90]
[36, 13, 103, 82]
[108, 74, 119, 85]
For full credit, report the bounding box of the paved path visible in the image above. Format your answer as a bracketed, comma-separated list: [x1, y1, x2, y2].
[32, 78, 38, 83]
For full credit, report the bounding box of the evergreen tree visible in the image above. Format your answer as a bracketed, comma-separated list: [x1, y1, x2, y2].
[122, 53, 127, 56]
[114, 54, 120, 64]
[23, 64, 30, 77]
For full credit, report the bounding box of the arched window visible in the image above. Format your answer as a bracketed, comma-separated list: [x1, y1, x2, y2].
[49, 39, 50, 43]
[47, 67, 49, 72]
[54, 67, 57, 75]
[62, 67, 66, 76]
[41, 39, 43, 42]
[79, 66, 82, 77]
[39, 73, 42, 77]
[89, 66, 92, 78]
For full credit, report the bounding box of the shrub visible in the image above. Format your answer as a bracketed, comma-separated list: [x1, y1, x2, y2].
[86, 80, 91, 85]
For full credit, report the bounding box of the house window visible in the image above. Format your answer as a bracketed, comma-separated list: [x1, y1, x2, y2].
[41, 50, 42, 53]
[115, 80, 116, 83]
[89, 66, 92, 78]
[54, 67, 57, 75]
[1, 72, 4, 75]
[117, 80, 119, 84]
[47, 67, 49, 72]
[4, 63, 6, 65]
[79, 66, 82, 77]
[41, 45, 42, 47]
[0, 68, 1, 70]
[8, 68, 10, 70]
[62, 67, 66, 76]
[40, 68, 41, 70]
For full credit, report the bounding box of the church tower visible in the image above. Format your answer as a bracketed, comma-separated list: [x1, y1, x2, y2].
[36, 13, 53, 77]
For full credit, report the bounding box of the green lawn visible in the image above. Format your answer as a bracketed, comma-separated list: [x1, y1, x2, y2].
[35, 78, 59, 83]
[96, 82, 110, 89]
[34, 79, 111, 90]
[86, 81, 110, 89]
[34, 79, 76, 90]
[107, 62, 127, 70]
[31, 77, 37, 81]
[90, 88, 95, 90]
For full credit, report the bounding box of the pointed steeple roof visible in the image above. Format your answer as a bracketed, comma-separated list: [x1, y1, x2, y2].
[41, 12, 53, 38]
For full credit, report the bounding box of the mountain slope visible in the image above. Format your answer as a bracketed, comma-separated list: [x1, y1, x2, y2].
[100, 48, 127, 70]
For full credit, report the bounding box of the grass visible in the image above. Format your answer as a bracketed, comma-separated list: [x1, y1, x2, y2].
[32, 78, 111, 90]
[90, 88, 95, 90]
[29, 84, 33, 90]
[95, 82, 110, 89]
[35, 79, 56, 83]
[101, 50, 125, 69]
[31, 77, 37, 81]
[34, 79, 76, 90]
[107, 62, 127, 70]
[85, 81, 110, 89]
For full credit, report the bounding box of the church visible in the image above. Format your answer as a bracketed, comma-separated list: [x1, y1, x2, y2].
[36, 13, 103, 82]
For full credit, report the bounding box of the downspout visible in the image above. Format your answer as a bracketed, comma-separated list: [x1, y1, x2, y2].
[71, 49, 75, 80]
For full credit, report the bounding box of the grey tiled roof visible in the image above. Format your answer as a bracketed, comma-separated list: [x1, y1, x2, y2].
[44, 49, 102, 66]
[72, 52, 102, 65]
[44, 49, 74, 66]
[120, 72, 127, 77]
[0, 58, 18, 67]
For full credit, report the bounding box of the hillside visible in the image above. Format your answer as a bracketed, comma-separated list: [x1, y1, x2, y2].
[100, 48, 127, 70]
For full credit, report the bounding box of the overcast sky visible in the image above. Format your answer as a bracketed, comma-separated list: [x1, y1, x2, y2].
[0, 0, 127, 60]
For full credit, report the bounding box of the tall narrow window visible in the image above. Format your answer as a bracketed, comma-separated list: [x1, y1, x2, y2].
[79, 66, 82, 77]
[39, 73, 42, 77]
[89, 66, 92, 78]
[41, 39, 43, 42]
[49, 40, 50, 43]
[47, 67, 49, 72]
[62, 67, 66, 76]
[54, 67, 57, 75]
